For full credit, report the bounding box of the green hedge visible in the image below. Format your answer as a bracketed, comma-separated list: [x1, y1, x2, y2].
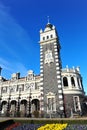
[14, 119, 87, 125]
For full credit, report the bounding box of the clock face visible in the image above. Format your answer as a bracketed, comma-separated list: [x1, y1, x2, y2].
[46, 53, 52, 59]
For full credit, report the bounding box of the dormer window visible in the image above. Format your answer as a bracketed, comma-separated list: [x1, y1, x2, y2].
[27, 70, 34, 81]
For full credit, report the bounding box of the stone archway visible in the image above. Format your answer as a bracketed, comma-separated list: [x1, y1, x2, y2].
[31, 99, 40, 117]
[10, 100, 17, 116]
[1, 101, 7, 115]
[20, 99, 27, 117]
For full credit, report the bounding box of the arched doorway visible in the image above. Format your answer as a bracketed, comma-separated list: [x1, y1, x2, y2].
[2, 101, 7, 115]
[32, 99, 40, 117]
[20, 99, 27, 117]
[32, 99, 40, 111]
[10, 100, 17, 116]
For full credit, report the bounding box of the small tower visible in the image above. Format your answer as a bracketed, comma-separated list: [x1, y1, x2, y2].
[39, 22, 65, 117]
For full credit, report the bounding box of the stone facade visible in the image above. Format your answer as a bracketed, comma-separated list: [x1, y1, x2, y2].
[0, 22, 86, 118]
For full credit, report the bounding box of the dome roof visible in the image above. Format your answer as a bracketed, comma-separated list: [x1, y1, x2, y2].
[46, 23, 53, 29]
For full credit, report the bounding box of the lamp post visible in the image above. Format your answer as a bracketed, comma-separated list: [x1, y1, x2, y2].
[28, 88, 32, 117]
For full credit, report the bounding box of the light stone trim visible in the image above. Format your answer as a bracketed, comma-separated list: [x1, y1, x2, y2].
[40, 70, 43, 72]
[54, 52, 58, 55]
[54, 45, 57, 48]
[40, 66, 43, 69]
[54, 48, 57, 51]
[58, 90, 62, 93]
[63, 89, 83, 94]
[55, 55, 58, 58]
[56, 63, 59, 66]
[56, 67, 60, 70]
[58, 80, 61, 83]
[40, 87, 43, 90]
[55, 59, 58, 62]
[40, 52, 43, 55]
[58, 85, 62, 88]
[40, 82, 43, 85]
[56, 71, 60, 74]
[57, 75, 61, 79]
[59, 100, 63, 104]
[59, 95, 63, 99]
[40, 73, 43, 76]
[40, 49, 43, 52]
[40, 45, 43, 49]
[59, 106, 64, 110]
[40, 59, 43, 62]
[40, 55, 43, 58]
[54, 42, 57, 45]
[40, 62, 43, 65]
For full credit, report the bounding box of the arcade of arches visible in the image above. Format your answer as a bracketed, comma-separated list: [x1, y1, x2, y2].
[0, 99, 40, 117]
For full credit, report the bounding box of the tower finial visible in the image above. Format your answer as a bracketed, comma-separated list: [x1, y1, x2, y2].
[0, 66, 2, 76]
[47, 16, 50, 24]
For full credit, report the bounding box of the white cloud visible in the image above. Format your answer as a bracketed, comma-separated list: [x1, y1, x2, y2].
[0, 57, 27, 78]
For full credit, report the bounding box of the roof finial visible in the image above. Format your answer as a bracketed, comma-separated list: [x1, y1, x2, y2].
[0, 66, 2, 76]
[47, 16, 50, 24]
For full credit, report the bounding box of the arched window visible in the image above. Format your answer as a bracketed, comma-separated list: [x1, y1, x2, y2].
[77, 77, 80, 87]
[50, 34, 53, 38]
[71, 77, 75, 87]
[43, 37, 45, 40]
[63, 77, 68, 87]
[47, 35, 49, 39]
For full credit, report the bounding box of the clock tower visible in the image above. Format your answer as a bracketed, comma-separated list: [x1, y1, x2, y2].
[39, 22, 65, 117]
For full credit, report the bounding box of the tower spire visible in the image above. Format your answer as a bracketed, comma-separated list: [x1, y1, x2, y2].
[0, 66, 2, 76]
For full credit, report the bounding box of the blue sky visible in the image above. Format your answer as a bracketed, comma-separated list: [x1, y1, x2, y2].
[0, 0, 87, 93]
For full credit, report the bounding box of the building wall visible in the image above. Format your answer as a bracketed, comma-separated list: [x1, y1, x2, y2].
[0, 23, 86, 117]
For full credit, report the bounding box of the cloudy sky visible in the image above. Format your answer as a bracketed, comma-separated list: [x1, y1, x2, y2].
[0, 0, 87, 92]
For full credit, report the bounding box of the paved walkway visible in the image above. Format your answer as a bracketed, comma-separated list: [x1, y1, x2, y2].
[0, 117, 87, 122]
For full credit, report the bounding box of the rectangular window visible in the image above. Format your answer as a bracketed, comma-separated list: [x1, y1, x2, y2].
[73, 96, 81, 112]
[47, 97, 55, 111]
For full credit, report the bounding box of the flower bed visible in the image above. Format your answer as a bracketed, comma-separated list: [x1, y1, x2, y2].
[7, 123, 67, 130]
[65, 124, 87, 130]
[10, 124, 87, 130]
[5, 122, 21, 130]
[4, 119, 87, 130]
[37, 123, 67, 130]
